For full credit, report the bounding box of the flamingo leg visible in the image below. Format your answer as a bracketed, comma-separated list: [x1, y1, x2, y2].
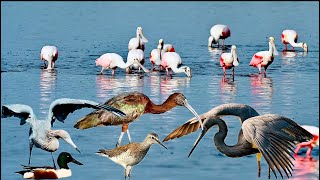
[256, 153, 262, 177]
[51, 152, 56, 169]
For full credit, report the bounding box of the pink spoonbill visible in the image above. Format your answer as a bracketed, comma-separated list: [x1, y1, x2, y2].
[40, 46, 58, 70]
[128, 27, 148, 51]
[127, 49, 149, 73]
[220, 45, 239, 76]
[249, 37, 279, 75]
[208, 24, 231, 48]
[149, 39, 175, 70]
[95, 53, 147, 75]
[160, 52, 191, 78]
[281, 30, 308, 52]
[294, 125, 319, 157]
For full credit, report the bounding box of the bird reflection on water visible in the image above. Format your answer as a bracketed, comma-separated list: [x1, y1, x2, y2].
[39, 69, 57, 116]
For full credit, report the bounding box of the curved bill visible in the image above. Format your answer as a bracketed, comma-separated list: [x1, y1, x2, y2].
[134, 59, 150, 73]
[188, 128, 207, 157]
[184, 101, 204, 130]
[155, 139, 168, 149]
[71, 157, 83, 165]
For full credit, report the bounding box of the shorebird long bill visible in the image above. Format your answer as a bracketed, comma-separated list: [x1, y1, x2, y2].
[184, 101, 204, 130]
[188, 128, 207, 157]
[155, 139, 168, 149]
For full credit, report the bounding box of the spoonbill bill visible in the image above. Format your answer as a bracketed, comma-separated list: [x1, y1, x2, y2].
[128, 27, 148, 51]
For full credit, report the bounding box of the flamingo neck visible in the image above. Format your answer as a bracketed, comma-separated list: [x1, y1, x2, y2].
[145, 96, 177, 114]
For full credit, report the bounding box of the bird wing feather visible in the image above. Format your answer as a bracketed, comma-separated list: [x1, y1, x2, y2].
[242, 114, 313, 178]
[1, 104, 34, 125]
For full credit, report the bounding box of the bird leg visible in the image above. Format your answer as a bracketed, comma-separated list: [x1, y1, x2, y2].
[268, 166, 271, 179]
[222, 39, 225, 48]
[257, 65, 262, 74]
[100, 67, 105, 75]
[112, 69, 115, 76]
[28, 143, 33, 166]
[124, 166, 133, 180]
[43, 61, 47, 68]
[116, 131, 125, 147]
[306, 145, 314, 157]
[232, 68, 235, 76]
[284, 44, 287, 51]
[292, 46, 295, 51]
[52, 61, 55, 69]
[51, 152, 57, 169]
[126, 129, 132, 143]
[116, 124, 129, 147]
[256, 153, 262, 177]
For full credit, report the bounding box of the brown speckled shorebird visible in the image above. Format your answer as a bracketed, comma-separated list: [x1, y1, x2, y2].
[96, 132, 167, 179]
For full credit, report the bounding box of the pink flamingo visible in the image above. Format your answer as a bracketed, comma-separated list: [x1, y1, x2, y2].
[220, 45, 239, 76]
[95, 53, 146, 75]
[128, 27, 148, 51]
[249, 37, 279, 75]
[160, 52, 191, 77]
[294, 125, 319, 157]
[208, 24, 231, 48]
[40, 46, 58, 70]
[281, 29, 308, 52]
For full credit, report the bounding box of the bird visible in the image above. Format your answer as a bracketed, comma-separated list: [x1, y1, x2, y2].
[95, 53, 147, 75]
[1, 98, 125, 168]
[15, 152, 83, 179]
[128, 26, 148, 51]
[188, 114, 313, 179]
[96, 132, 167, 179]
[40, 46, 58, 70]
[127, 49, 147, 72]
[160, 52, 192, 77]
[208, 24, 231, 48]
[219, 45, 239, 76]
[74, 91, 203, 147]
[149, 39, 176, 71]
[249, 37, 279, 75]
[281, 30, 308, 52]
[294, 125, 319, 157]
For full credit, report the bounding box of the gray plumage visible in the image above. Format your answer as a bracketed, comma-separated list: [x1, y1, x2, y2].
[1, 98, 125, 168]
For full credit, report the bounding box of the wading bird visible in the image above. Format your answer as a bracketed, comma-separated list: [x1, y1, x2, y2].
[294, 125, 319, 157]
[40, 46, 58, 70]
[128, 27, 148, 51]
[160, 52, 192, 77]
[16, 152, 83, 179]
[249, 37, 279, 75]
[127, 49, 146, 72]
[95, 53, 148, 75]
[188, 115, 313, 179]
[220, 45, 239, 76]
[208, 24, 231, 48]
[150, 39, 175, 71]
[1, 98, 125, 168]
[96, 132, 167, 179]
[74, 91, 203, 147]
[281, 30, 308, 52]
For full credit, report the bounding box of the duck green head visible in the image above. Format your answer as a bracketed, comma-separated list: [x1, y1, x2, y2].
[57, 152, 83, 169]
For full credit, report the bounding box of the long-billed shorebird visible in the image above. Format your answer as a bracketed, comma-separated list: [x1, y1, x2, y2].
[16, 152, 83, 179]
[1, 98, 125, 168]
[74, 91, 203, 147]
[96, 132, 167, 179]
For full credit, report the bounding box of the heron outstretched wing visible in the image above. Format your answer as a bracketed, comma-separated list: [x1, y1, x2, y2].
[1, 104, 35, 125]
[242, 114, 313, 179]
[48, 98, 126, 125]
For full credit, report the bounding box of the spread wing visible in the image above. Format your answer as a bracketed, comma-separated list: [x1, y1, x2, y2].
[242, 114, 313, 179]
[49, 98, 126, 125]
[1, 104, 35, 125]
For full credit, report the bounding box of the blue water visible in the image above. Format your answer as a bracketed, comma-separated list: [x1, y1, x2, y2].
[1, 2, 319, 180]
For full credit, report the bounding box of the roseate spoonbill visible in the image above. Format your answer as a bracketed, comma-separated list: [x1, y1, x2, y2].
[249, 37, 279, 75]
[74, 91, 203, 147]
[208, 24, 231, 48]
[281, 30, 308, 52]
[127, 49, 147, 72]
[150, 39, 176, 71]
[294, 125, 319, 157]
[96, 132, 167, 179]
[128, 27, 148, 51]
[1, 98, 125, 168]
[95, 53, 148, 75]
[16, 152, 83, 179]
[188, 114, 313, 179]
[40, 46, 58, 70]
[160, 52, 192, 77]
[220, 45, 239, 76]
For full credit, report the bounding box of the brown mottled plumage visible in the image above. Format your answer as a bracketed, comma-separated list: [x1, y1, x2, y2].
[74, 91, 201, 147]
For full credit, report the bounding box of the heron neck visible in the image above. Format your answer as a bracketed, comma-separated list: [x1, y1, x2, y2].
[145, 96, 177, 114]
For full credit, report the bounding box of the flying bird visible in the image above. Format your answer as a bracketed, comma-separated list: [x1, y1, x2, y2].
[208, 24, 231, 48]
[128, 26, 148, 51]
[188, 114, 313, 179]
[74, 91, 203, 147]
[96, 132, 167, 179]
[1, 98, 125, 168]
[16, 152, 83, 179]
[40, 46, 58, 70]
[281, 30, 308, 52]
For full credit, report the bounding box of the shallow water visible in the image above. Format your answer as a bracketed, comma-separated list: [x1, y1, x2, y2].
[1, 2, 319, 180]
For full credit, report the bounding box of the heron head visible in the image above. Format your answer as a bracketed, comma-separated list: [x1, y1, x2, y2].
[50, 130, 81, 153]
[145, 132, 167, 149]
